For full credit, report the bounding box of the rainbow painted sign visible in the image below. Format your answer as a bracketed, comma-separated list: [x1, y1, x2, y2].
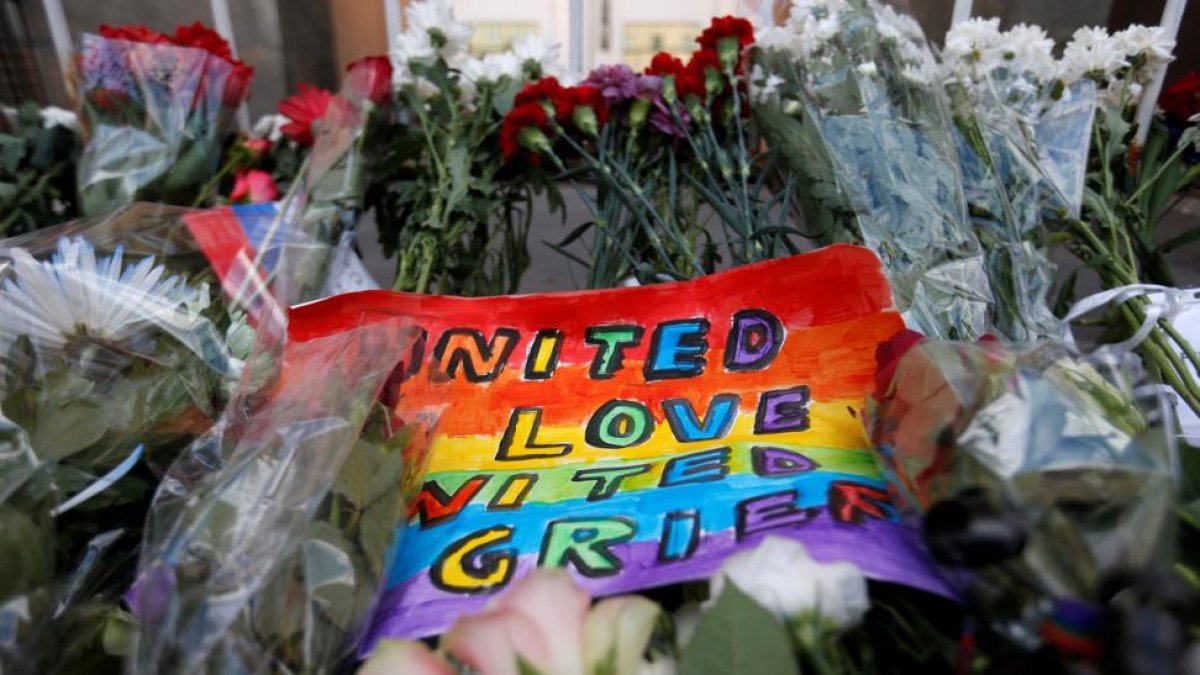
[287, 245, 951, 646]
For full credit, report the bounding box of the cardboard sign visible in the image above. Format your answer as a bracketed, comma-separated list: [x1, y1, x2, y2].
[287, 245, 951, 646]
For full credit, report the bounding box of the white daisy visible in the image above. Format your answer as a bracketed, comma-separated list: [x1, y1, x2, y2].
[0, 238, 231, 374]
[1060, 26, 1128, 82]
[459, 51, 522, 86]
[404, 0, 471, 57]
[511, 34, 560, 73]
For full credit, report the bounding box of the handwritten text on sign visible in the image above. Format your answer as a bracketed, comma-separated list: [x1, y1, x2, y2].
[287, 245, 950, 645]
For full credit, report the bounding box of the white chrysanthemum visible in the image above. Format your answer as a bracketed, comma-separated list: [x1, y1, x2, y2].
[0, 238, 210, 361]
[460, 51, 522, 86]
[875, 4, 925, 44]
[1112, 24, 1175, 76]
[511, 34, 560, 72]
[756, 24, 802, 53]
[1060, 26, 1127, 82]
[39, 106, 77, 131]
[404, 0, 471, 56]
[943, 17, 1004, 65]
[1004, 23, 1056, 79]
[856, 61, 879, 76]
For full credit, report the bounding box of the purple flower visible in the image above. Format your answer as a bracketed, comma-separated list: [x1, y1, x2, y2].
[582, 64, 640, 104]
[634, 74, 662, 100]
[649, 99, 690, 137]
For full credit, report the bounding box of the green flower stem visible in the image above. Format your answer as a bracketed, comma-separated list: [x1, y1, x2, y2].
[191, 155, 239, 207]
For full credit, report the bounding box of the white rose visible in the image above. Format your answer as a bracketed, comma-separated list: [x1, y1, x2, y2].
[708, 536, 869, 631]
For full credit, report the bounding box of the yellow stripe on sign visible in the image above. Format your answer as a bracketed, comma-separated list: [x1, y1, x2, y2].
[424, 399, 871, 473]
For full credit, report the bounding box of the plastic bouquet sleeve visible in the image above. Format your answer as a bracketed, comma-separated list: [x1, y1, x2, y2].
[0, 205, 260, 673]
[868, 334, 1178, 607]
[262, 78, 376, 305]
[751, 0, 992, 341]
[75, 34, 250, 214]
[129, 317, 433, 674]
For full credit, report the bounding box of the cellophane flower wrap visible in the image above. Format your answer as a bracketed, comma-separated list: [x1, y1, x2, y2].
[752, 0, 991, 341]
[75, 24, 253, 214]
[0, 70, 379, 669]
[0, 203, 263, 674]
[129, 316, 437, 674]
[868, 333, 1178, 624]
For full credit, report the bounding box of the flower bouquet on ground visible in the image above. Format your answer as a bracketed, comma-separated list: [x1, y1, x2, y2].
[501, 16, 801, 288]
[869, 331, 1186, 670]
[939, 18, 1200, 419]
[74, 22, 253, 215]
[130, 318, 433, 674]
[0, 205, 260, 674]
[751, 0, 992, 342]
[362, 0, 562, 296]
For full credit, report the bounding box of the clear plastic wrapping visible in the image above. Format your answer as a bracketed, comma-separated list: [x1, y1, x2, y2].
[869, 336, 1178, 611]
[129, 317, 432, 674]
[75, 34, 248, 215]
[0, 207, 258, 673]
[752, 0, 992, 341]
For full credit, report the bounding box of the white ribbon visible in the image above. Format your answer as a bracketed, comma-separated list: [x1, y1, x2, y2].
[50, 444, 144, 517]
[1061, 284, 1200, 356]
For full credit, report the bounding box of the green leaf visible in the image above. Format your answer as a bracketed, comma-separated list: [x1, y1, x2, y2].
[678, 582, 799, 675]
[358, 497, 398, 577]
[31, 399, 108, 461]
[0, 135, 25, 174]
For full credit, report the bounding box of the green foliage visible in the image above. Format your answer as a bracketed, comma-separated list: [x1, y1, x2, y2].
[366, 59, 556, 296]
[678, 582, 799, 675]
[0, 102, 81, 236]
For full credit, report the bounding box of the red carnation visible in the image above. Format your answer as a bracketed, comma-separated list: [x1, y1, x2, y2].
[242, 137, 272, 159]
[1160, 71, 1200, 124]
[346, 55, 394, 106]
[645, 52, 685, 78]
[500, 101, 554, 164]
[173, 21, 235, 63]
[514, 77, 565, 108]
[696, 16, 755, 52]
[278, 83, 334, 146]
[645, 51, 706, 101]
[554, 85, 610, 136]
[565, 86, 609, 124]
[99, 24, 171, 45]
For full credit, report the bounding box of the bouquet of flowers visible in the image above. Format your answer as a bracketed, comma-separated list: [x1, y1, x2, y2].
[502, 16, 800, 288]
[74, 22, 254, 215]
[869, 331, 1183, 667]
[751, 0, 992, 341]
[361, 0, 561, 295]
[939, 18, 1200, 417]
[0, 205, 259, 674]
[130, 317, 434, 674]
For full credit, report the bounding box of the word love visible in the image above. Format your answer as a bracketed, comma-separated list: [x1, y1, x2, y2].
[405, 309, 784, 384]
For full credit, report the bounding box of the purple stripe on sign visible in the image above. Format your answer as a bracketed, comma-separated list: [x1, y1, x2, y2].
[360, 514, 955, 654]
